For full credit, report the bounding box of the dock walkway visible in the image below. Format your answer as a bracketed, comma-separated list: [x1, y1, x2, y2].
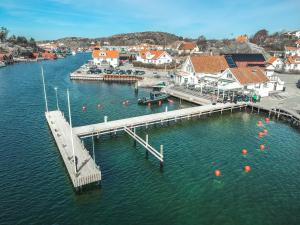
[73, 102, 246, 138]
[46, 110, 101, 188]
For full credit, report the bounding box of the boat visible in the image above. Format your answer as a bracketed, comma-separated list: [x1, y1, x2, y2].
[0, 61, 6, 68]
[138, 91, 170, 105]
[71, 50, 76, 56]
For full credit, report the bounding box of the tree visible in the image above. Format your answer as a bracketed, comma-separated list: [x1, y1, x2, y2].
[28, 37, 37, 48]
[8, 35, 17, 44]
[196, 35, 207, 51]
[251, 29, 268, 45]
[0, 27, 9, 42]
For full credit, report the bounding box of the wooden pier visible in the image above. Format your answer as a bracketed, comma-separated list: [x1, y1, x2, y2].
[73, 103, 246, 138]
[70, 73, 143, 82]
[46, 110, 101, 189]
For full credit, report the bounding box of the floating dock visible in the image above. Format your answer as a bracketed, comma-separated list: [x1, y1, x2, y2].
[46, 110, 101, 189]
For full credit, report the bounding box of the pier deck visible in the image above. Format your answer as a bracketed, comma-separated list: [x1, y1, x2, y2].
[73, 102, 246, 138]
[46, 110, 101, 188]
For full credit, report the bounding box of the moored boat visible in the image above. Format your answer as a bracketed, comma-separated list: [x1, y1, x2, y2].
[0, 61, 6, 68]
[138, 91, 170, 105]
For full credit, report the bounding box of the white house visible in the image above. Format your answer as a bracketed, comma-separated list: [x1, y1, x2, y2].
[265, 56, 284, 76]
[92, 49, 119, 67]
[284, 56, 300, 72]
[177, 42, 199, 55]
[218, 67, 272, 97]
[174, 55, 229, 85]
[284, 46, 300, 57]
[294, 31, 300, 38]
[136, 50, 172, 65]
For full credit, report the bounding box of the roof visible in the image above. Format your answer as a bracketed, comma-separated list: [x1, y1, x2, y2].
[139, 50, 167, 60]
[229, 67, 269, 85]
[295, 40, 300, 45]
[224, 54, 265, 62]
[284, 46, 298, 51]
[286, 56, 300, 64]
[267, 56, 278, 64]
[92, 50, 119, 59]
[236, 35, 248, 43]
[178, 42, 197, 50]
[190, 55, 229, 74]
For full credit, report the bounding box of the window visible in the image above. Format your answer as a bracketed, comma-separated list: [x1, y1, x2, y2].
[263, 83, 268, 87]
[227, 73, 232, 78]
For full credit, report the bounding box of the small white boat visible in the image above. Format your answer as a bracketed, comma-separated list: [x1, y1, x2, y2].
[0, 61, 6, 67]
[71, 51, 76, 56]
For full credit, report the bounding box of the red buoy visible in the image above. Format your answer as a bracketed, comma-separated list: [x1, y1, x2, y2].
[265, 118, 270, 123]
[263, 129, 268, 134]
[148, 102, 151, 107]
[257, 120, 263, 126]
[158, 100, 162, 106]
[244, 165, 251, 173]
[214, 170, 221, 177]
[260, 144, 265, 151]
[242, 149, 248, 155]
[258, 132, 264, 138]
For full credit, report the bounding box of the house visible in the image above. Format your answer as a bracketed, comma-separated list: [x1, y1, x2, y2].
[0, 53, 13, 64]
[224, 54, 266, 67]
[175, 55, 229, 85]
[219, 67, 271, 97]
[284, 46, 300, 57]
[235, 35, 248, 43]
[295, 40, 300, 48]
[294, 31, 300, 38]
[42, 51, 57, 60]
[177, 42, 199, 55]
[136, 50, 172, 65]
[284, 56, 300, 72]
[265, 56, 284, 76]
[92, 49, 119, 67]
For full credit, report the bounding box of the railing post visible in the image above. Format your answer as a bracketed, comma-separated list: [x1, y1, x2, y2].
[160, 145, 164, 168]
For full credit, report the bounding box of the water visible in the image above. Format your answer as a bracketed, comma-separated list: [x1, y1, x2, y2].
[1, 53, 300, 225]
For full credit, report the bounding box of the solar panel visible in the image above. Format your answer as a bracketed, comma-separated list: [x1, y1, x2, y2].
[224, 55, 237, 68]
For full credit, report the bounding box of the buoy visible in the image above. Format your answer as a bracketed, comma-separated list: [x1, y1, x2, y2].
[257, 120, 263, 126]
[158, 100, 162, 106]
[242, 149, 248, 155]
[244, 165, 251, 173]
[258, 132, 264, 138]
[97, 104, 101, 109]
[263, 129, 268, 134]
[260, 144, 265, 151]
[214, 170, 221, 177]
[147, 102, 151, 107]
[82, 106, 87, 112]
[265, 118, 270, 123]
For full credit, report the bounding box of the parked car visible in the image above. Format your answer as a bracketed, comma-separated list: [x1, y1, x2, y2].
[297, 79, 300, 89]
[126, 70, 132, 75]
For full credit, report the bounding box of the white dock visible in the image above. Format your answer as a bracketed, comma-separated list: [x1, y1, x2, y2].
[46, 110, 101, 189]
[73, 102, 247, 138]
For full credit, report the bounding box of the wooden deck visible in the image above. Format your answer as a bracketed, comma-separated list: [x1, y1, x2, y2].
[46, 110, 101, 189]
[73, 102, 247, 138]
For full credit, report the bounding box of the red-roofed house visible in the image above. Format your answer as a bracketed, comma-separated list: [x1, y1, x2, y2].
[284, 56, 300, 72]
[177, 42, 199, 55]
[265, 56, 284, 76]
[284, 46, 300, 57]
[92, 50, 119, 67]
[136, 50, 172, 65]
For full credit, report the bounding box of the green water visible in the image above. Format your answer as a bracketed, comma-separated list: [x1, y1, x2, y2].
[0, 53, 300, 225]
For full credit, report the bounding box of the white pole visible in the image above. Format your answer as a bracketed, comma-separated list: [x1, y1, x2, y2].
[67, 89, 76, 174]
[92, 130, 96, 168]
[41, 66, 48, 112]
[54, 87, 59, 110]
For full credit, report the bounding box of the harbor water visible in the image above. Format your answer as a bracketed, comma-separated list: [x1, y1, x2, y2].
[1, 53, 300, 225]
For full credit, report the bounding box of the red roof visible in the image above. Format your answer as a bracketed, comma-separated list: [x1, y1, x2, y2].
[190, 55, 229, 74]
[178, 42, 197, 50]
[267, 56, 278, 64]
[139, 50, 167, 60]
[92, 50, 119, 59]
[230, 67, 269, 85]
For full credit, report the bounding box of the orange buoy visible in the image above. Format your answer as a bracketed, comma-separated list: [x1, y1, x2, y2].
[158, 100, 162, 106]
[147, 102, 151, 107]
[244, 165, 251, 173]
[242, 149, 248, 155]
[257, 120, 263, 126]
[214, 170, 221, 177]
[260, 144, 265, 151]
[258, 132, 264, 138]
[265, 118, 270, 123]
[263, 129, 268, 134]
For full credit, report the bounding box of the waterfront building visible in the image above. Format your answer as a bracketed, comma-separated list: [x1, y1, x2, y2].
[218, 67, 272, 97]
[284, 56, 300, 72]
[265, 56, 284, 76]
[92, 49, 119, 67]
[174, 55, 229, 85]
[284, 46, 300, 57]
[223, 53, 266, 68]
[177, 42, 199, 55]
[136, 50, 172, 65]
[42, 51, 57, 60]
